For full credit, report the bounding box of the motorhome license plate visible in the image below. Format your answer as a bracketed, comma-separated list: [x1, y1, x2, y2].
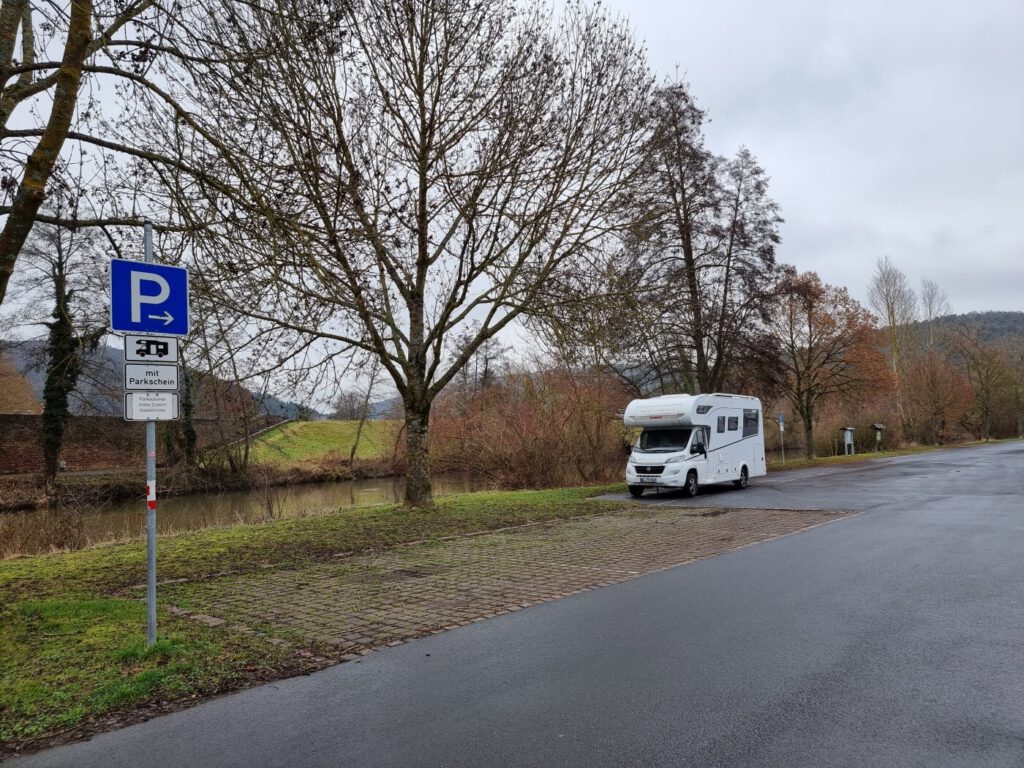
[638, 475, 659, 482]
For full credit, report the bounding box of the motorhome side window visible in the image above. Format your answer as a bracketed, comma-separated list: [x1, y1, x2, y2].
[743, 409, 759, 437]
[717, 416, 726, 433]
[727, 417, 738, 431]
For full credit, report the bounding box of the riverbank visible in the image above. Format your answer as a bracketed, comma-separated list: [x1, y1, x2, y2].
[0, 459, 400, 513]
[0, 484, 845, 758]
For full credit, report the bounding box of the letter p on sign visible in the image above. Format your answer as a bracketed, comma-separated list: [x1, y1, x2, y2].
[130, 272, 170, 322]
[110, 259, 190, 337]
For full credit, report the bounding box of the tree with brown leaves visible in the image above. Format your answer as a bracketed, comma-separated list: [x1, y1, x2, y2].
[770, 271, 888, 458]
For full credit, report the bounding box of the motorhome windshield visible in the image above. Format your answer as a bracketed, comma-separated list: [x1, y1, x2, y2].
[638, 428, 692, 453]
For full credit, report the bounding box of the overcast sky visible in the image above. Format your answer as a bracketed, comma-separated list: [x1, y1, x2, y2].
[606, 0, 1024, 314]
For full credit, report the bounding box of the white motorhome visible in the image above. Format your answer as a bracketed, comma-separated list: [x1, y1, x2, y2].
[623, 393, 766, 498]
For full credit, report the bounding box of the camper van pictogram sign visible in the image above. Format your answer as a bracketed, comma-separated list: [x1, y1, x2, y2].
[124, 334, 179, 363]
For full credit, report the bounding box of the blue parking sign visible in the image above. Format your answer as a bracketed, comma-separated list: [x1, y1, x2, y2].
[110, 259, 189, 336]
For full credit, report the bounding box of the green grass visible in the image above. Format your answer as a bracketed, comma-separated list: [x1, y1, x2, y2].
[0, 485, 626, 601]
[0, 483, 626, 751]
[766, 438, 1021, 473]
[0, 598, 294, 746]
[248, 420, 399, 466]
[766, 444, 952, 472]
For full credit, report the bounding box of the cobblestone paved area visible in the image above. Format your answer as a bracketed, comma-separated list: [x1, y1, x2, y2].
[163, 506, 849, 656]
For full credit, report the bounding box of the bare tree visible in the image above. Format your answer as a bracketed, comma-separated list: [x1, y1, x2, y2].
[333, 390, 368, 422]
[633, 84, 782, 393]
[868, 256, 917, 366]
[150, 0, 654, 505]
[347, 355, 383, 465]
[1002, 333, 1024, 438]
[949, 325, 1006, 440]
[905, 350, 970, 444]
[528, 244, 694, 396]
[919, 276, 952, 349]
[867, 256, 917, 438]
[530, 82, 783, 397]
[447, 323, 511, 410]
[0, 0, 182, 304]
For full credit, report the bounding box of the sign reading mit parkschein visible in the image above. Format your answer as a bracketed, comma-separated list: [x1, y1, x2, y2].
[124, 363, 179, 391]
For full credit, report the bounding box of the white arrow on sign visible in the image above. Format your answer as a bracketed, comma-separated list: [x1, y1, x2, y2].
[147, 310, 175, 325]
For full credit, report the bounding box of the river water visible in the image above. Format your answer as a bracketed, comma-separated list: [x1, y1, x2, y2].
[0, 473, 483, 555]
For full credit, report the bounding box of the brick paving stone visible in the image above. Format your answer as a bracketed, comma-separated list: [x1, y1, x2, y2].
[163, 506, 847, 656]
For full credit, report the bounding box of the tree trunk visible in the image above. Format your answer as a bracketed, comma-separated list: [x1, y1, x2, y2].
[0, 0, 92, 306]
[41, 275, 81, 497]
[181, 369, 198, 465]
[802, 413, 815, 459]
[403, 402, 432, 507]
[349, 363, 379, 464]
[681, 235, 709, 393]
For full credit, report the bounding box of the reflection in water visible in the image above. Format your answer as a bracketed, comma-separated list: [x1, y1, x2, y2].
[1, 473, 482, 555]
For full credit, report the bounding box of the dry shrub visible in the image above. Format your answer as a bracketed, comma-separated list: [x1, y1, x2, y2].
[431, 369, 633, 489]
[0, 506, 86, 557]
[773, 369, 977, 458]
[903, 353, 975, 444]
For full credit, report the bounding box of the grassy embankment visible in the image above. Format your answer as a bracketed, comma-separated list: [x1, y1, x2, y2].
[248, 419, 398, 466]
[0, 484, 624, 754]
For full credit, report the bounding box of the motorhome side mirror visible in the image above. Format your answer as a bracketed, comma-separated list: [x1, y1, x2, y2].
[623, 443, 633, 456]
[691, 444, 705, 455]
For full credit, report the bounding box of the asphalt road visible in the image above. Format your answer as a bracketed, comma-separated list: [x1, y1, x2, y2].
[12, 441, 1024, 767]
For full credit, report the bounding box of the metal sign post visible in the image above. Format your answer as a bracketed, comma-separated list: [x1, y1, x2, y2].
[778, 414, 785, 467]
[144, 224, 158, 647]
[110, 224, 189, 646]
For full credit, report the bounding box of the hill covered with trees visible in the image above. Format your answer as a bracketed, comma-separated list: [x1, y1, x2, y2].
[928, 311, 1024, 343]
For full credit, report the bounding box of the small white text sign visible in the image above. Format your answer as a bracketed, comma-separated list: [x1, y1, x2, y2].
[124, 392, 180, 421]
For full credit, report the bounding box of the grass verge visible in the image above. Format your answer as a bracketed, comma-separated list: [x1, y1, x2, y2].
[766, 445, 947, 472]
[0, 600, 297, 748]
[0, 485, 624, 600]
[0, 484, 627, 754]
[763, 440, 1018, 472]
